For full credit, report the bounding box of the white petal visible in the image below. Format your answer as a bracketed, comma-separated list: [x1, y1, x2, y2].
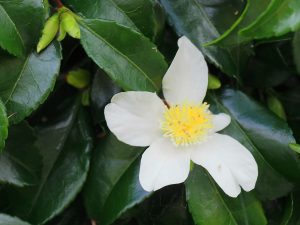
[191, 133, 258, 197]
[104, 91, 167, 147]
[162, 36, 208, 105]
[211, 113, 231, 133]
[139, 138, 191, 191]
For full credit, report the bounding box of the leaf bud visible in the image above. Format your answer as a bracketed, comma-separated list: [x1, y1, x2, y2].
[37, 13, 59, 53]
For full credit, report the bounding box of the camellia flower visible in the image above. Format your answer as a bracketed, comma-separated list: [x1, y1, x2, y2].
[104, 36, 258, 197]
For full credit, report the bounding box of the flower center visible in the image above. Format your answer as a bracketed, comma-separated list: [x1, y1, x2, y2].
[161, 103, 213, 146]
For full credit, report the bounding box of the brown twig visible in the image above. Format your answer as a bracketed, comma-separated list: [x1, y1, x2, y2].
[53, 0, 63, 8]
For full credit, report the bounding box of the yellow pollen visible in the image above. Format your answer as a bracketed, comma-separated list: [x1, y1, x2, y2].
[161, 102, 213, 146]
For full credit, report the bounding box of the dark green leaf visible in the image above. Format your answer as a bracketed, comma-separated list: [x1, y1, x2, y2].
[90, 70, 121, 122]
[0, 0, 45, 56]
[0, 42, 61, 124]
[293, 31, 300, 74]
[0, 100, 8, 151]
[240, 0, 300, 40]
[279, 194, 293, 225]
[0, 214, 30, 225]
[84, 134, 150, 225]
[186, 166, 267, 225]
[286, 192, 300, 225]
[209, 89, 298, 199]
[160, 0, 252, 78]
[6, 98, 93, 224]
[0, 122, 41, 187]
[79, 19, 167, 91]
[279, 86, 300, 142]
[46, 200, 87, 225]
[207, 0, 271, 47]
[63, 0, 163, 40]
[241, 42, 293, 88]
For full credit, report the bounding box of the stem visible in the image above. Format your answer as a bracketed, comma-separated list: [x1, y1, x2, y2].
[53, 0, 63, 8]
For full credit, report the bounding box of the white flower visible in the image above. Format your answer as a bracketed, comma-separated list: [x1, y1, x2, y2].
[104, 36, 258, 197]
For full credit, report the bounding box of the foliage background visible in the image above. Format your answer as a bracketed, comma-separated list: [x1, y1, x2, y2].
[0, 0, 300, 224]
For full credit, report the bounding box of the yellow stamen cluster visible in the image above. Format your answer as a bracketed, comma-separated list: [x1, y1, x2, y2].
[161, 103, 213, 146]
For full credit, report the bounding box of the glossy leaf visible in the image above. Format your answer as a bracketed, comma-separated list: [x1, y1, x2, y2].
[84, 134, 150, 225]
[209, 90, 298, 199]
[79, 19, 167, 91]
[0, 214, 30, 225]
[186, 166, 267, 225]
[241, 42, 293, 88]
[207, 0, 271, 47]
[0, 122, 41, 187]
[0, 42, 61, 124]
[90, 70, 121, 122]
[240, 0, 300, 40]
[63, 0, 162, 39]
[5, 98, 93, 224]
[160, 0, 251, 78]
[0, 100, 8, 151]
[0, 0, 45, 56]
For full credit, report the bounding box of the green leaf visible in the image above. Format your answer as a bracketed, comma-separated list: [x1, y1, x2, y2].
[0, 42, 61, 124]
[0, 0, 46, 56]
[279, 194, 293, 225]
[79, 19, 167, 91]
[84, 134, 150, 225]
[240, 0, 300, 40]
[0, 100, 8, 151]
[209, 89, 298, 199]
[286, 192, 300, 225]
[186, 166, 267, 225]
[293, 31, 300, 74]
[0, 122, 41, 187]
[160, 0, 252, 78]
[206, 0, 271, 47]
[241, 42, 293, 88]
[5, 98, 93, 224]
[63, 0, 162, 40]
[46, 201, 87, 225]
[90, 70, 121, 122]
[0, 214, 30, 225]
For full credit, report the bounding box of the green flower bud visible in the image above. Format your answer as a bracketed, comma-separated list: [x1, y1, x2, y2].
[267, 95, 286, 121]
[66, 69, 90, 89]
[208, 74, 221, 89]
[57, 23, 67, 41]
[60, 10, 80, 39]
[37, 13, 59, 53]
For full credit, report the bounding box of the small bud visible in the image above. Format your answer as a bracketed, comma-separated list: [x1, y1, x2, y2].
[66, 69, 90, 89]
[60, 9, 80, 39]
[289, 143, 300, 154]
[267, 95, 286, 121]
[57, 23, 67, 41]
[37, 13, 59, 53]
[81, 89, 90, 106]
[208, 74, 221, 89]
